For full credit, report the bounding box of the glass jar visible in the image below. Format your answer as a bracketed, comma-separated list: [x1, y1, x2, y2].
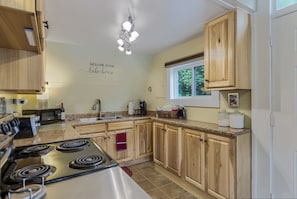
[217, 109, 229, 127]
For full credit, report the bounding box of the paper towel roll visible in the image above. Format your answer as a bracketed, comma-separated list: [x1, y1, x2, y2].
[128, 101, 134, 116]
[229, 112, 244, 128]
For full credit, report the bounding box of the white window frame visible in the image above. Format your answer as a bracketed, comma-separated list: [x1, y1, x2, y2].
[272, 0, 297, 18]
[167, 59, 220, 108]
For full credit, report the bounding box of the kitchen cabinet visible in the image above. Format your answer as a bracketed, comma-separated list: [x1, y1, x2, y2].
[184, 129, 205, 190]
[75, 123, 107, 151]
[183, 128, 251, 199]
[0, 0, 46, 93]
[0, 0, 45, 52]
[204, 8, 251, 90]
[206, 134, 234, 199]
[75, 121, 134, 163]
[0, 48, 46, 93]
[134, 119, 153, 159]
[153, 122, 166, 166]
[106, 121, 134, 163]
[153, 122, 182, 176]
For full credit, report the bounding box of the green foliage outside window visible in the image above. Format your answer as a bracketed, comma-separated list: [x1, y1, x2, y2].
[177, 65, 210, 97]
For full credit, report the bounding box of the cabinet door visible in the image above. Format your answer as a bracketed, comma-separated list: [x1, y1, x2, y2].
[0, 48, 45, 92]
[107, 128, 134, 163]
[135, 120, 152, 159]
[204, 10, 235, 89]
[206, 134, 234, 199]
[153, 122, 166, 166]
[166, 125, 181, 176]
[184, 129, 205, 190]
[92, 133, 108, 152]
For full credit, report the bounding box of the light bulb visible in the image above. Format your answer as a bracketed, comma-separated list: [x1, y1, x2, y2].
[129, 31, 139, 42]
[117, 39, 124, 46]
[118, 46, 124, 51]
[122, 21, 132, 32]
[126, 50, 132, 55]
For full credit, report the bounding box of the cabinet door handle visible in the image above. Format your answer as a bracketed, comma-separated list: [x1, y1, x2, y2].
[205, 79, 209, 82]
[200, 138, 204, 142]
[204, 139, 208, 143]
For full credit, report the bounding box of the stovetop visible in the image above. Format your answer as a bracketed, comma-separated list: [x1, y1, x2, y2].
[0, 138, 118, 199]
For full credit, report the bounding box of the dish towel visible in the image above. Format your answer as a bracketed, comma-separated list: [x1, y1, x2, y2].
[116, 132, 127, 151]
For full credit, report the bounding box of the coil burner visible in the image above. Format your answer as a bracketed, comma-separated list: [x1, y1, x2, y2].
[19, 145, 54, 157]
[69, 154, 105, 169]
[56, 139, 90, 152]
[10, 164, 56, 183]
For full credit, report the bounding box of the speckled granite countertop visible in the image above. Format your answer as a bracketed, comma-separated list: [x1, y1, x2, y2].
[13, 116, 250, 147]
[152, 118, 250, 138]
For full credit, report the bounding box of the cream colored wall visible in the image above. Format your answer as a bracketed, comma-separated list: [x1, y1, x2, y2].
[20, 41, 153, 115]
[144, 34, 251, 128]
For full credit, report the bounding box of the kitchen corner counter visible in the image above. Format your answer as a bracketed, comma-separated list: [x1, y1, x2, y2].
[13, 122, 80, 147]
[152, 117, 250, 138]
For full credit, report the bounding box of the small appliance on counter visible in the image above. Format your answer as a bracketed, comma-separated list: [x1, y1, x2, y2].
[177, 106, 186, 119]
[139, 100, 147, 116]
[14, 115, 40, 139]
[22, 108, 62, 125]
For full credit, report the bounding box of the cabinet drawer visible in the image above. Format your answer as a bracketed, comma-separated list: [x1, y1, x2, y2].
[107, 121, 133, 131]
[75, 123, 106, 135]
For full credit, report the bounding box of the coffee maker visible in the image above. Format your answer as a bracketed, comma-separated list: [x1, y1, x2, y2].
[139, 100, 147, 116]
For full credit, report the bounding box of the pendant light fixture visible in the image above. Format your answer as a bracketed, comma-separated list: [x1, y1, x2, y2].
[117, 12, 139, 55]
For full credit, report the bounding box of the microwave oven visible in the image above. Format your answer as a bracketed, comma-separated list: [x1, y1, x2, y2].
[22, 108, 62, 125]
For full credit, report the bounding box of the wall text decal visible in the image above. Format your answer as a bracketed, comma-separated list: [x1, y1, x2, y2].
[89, 62, 115, 75]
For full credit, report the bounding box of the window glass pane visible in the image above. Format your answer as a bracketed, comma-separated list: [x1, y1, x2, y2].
[278, 0, 297, 10]
[194, 65, 211, 96]
[178, 68, 192, 97]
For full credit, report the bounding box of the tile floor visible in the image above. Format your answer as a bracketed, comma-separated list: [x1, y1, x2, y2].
[128, 161, 198, 199]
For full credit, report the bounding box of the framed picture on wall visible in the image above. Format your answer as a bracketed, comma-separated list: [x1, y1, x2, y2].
[228, 93, 239, 108]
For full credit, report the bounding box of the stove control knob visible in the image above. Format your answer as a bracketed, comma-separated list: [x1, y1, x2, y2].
[1, 123, 12, 135]
[10, 118, 20, 134]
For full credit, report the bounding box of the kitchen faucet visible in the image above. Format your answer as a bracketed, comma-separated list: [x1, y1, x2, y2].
[92, 99, 101, 118]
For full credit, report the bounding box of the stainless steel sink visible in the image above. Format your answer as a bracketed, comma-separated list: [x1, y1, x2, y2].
[98, 116, 122, 120]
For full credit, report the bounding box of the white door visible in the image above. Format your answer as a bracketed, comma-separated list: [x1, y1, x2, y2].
[272, 10, 297, 198]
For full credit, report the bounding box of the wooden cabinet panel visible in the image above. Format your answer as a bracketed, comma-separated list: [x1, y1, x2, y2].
[107, 128, 134, 163]
[75, 121, 134, 163]
[153, 122, 182, 176]
[75, 123, 106, 135]
[107, 121, 133, 131]
[184, 129, 205, 190]
[206, 134, 234, 199]
[204, 8, 251, 90]
[166, 125, 181, 176]
[153, 122, 166, 166]
[135, 120, 153, 159]
[0, 48, 45, 92]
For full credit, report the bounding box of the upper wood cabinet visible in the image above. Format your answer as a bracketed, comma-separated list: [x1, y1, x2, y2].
[0, 0, 45, 53]
[0, 48, 46, 93]
[204, 8, 251, 90]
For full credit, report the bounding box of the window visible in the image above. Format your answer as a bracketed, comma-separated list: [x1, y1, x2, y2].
[166, 55, 219, 108]
[277, 0, 297, 10]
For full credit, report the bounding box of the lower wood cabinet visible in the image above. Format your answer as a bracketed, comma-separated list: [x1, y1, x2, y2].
[183, 128, 250, 199]
[184, 129, 205, 190]
[134, 119, 153, 159]
[106, 128, 134, 163]
[153, 122, 166, 166]
[153, 122, 182, 176]
[75, 121, 134, 163]
[206, 134, 234, 199]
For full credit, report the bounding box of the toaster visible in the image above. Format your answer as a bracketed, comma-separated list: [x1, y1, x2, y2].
[14, 115, 40, 139]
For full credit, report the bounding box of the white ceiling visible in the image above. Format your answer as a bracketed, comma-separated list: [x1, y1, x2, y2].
[44, 0, 229, 56]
